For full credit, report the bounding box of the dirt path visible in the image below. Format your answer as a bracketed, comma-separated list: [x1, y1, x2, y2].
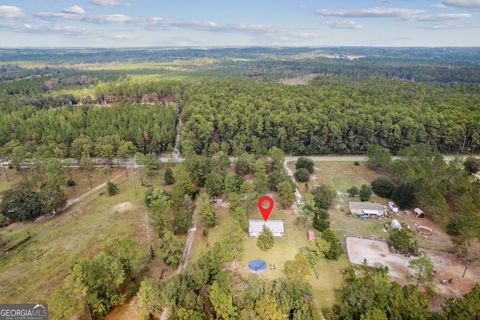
[283, 160, 303, 214]
[160, 223, 197, 320]
[63, 172, 124, 210]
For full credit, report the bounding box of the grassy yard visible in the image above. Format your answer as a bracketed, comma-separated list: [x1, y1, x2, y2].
[0, 168, 23, 193]
[189, 192, 348, 310]
[289, 161, 388, 239]
[0, 166, 174, 304]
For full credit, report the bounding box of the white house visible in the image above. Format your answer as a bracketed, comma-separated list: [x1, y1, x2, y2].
[349, 202, 386, 218]
[248, 220, 284, 237]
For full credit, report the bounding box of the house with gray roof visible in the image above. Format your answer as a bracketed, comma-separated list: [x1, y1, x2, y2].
[248, 220, 284, 237]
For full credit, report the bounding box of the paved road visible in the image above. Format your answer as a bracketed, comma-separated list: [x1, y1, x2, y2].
[3, 154, 478, 169]
[284, 155, 480, 162]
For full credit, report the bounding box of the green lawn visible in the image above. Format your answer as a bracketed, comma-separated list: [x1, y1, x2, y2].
[0, 166, 174, 304]
[0, 168, 23, 193]
[190, 192, 348, 310]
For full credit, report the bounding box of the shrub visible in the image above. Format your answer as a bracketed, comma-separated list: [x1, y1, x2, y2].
[359, 184, 372, 202]
[0, 182, 42, 221]
[353, 161, 360, 166]
[446, 216, 461, 236]
[464, 157, 480, 175]
[235, 156, 252, 176]
[296, 157, 314, 173]
[107, 181, 119, 196]
[294, 168, 310, 182]
[312, 185, 336, 210]
[389, 229, 418, 254]
[164, 167, 175, 185]
[371, 176, 395, 198]
[313, 209, 330, 231]
[321, 229, 342, 260]
[173, 209, 192, 234]
[347, 186, 359, 197]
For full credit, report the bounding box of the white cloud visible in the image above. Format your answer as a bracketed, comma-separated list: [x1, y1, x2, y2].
[324, 20, 363, 29]
[11, 22, 90, 36]
[88, 14, 133, 23]
[61, 5, 86, 15]
[417, 24, 465, 29]
[0, 5, 24, 19]
[145, 17, 275, 34]
[90, 0, 120, 6]
[430, 3, 448, 8]
[36, 8, 133, 24]
[316, 7, 424, 18]
[406, 12, 472, 21]
[442, 0, 480, 9]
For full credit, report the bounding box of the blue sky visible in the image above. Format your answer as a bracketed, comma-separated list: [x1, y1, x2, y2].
[0, 0, 479, 47]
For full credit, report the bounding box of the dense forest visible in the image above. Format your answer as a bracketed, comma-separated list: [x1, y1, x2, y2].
[0, 103, 176, 156]
[180, 77, 480, 155]
[1, 75, 479, 158]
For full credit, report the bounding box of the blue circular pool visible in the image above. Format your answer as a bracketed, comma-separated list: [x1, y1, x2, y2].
[248, 259, 267, 273]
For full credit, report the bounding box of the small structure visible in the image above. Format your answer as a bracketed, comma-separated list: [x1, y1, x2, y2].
[307, 230, 315, 241]
[414, 208, 425, 218]
[388, 202, 399, 214]
[248, 220, 284, 237]
[417, 225, 433, 236]
[248, 259, 267, 273]
[349, 202, 386, 218]
[391, 219, 402, 230]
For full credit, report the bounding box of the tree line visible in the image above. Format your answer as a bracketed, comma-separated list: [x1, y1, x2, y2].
[2, 76, 480, 158]
[0, 103, 176, 157]
[180, 77, 480, 155]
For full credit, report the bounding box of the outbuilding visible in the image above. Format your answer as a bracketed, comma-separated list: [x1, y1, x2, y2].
[414, 208, 425, 218]
[391, 219, 402, 230]
[349, 202, 386, 218]
[248, 220, 284, 237]
[307, 230, 315, 241]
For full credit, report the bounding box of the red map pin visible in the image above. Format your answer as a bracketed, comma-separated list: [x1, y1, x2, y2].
[257, 196, 274, 222]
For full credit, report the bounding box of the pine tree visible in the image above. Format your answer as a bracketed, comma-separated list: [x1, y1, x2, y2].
[164, 167, 175, 185]
[257, 225, 274, 251]
[198, 191, 216, 227]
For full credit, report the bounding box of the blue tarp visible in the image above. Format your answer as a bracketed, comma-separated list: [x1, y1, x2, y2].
[248, 259, 267, 272]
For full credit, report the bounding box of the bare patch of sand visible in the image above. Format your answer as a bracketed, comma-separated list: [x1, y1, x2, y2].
[112, 202, 134, 213]
[345, 236, 480, 307]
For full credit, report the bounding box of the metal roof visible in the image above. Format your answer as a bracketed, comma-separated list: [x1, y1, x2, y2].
[349, 201, 385, 211]
[249, 219, 284, 234]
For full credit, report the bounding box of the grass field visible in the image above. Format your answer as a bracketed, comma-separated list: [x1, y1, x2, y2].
[189, 191, 348, 310]
[0, 166, 174, 304]
[0, 167, 121, 199]
[288, 161, 388, 239]
[0, 168, 22, 193]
